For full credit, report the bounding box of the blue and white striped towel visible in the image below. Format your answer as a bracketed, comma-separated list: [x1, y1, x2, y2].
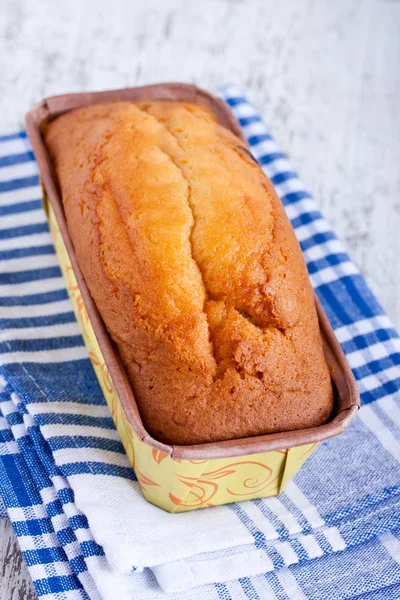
[0, 85, 399, 600]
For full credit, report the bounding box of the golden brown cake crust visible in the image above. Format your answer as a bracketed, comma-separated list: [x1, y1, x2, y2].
[45, 100, 333, 445]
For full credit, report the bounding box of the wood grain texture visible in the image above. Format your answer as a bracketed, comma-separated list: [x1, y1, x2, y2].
[0, 0, 399, 597]
[0, 520, 36, 599]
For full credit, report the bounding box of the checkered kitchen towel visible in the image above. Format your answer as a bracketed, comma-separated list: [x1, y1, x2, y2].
[0, 85, 399, 600]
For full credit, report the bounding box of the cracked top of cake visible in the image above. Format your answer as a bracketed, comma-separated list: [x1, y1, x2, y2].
[45, 100, 333, 445]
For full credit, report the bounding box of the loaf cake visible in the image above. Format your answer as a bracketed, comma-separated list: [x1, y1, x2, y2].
[45, 100, 334, 445]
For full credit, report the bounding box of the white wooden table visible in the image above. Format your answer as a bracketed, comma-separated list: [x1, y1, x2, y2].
[0, 0, 399, 597]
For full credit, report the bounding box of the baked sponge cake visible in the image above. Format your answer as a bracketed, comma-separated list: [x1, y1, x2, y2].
[45, 100, 334, 445]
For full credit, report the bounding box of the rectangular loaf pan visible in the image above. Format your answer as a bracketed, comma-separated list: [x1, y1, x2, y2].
[26, 83, 360, 512]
